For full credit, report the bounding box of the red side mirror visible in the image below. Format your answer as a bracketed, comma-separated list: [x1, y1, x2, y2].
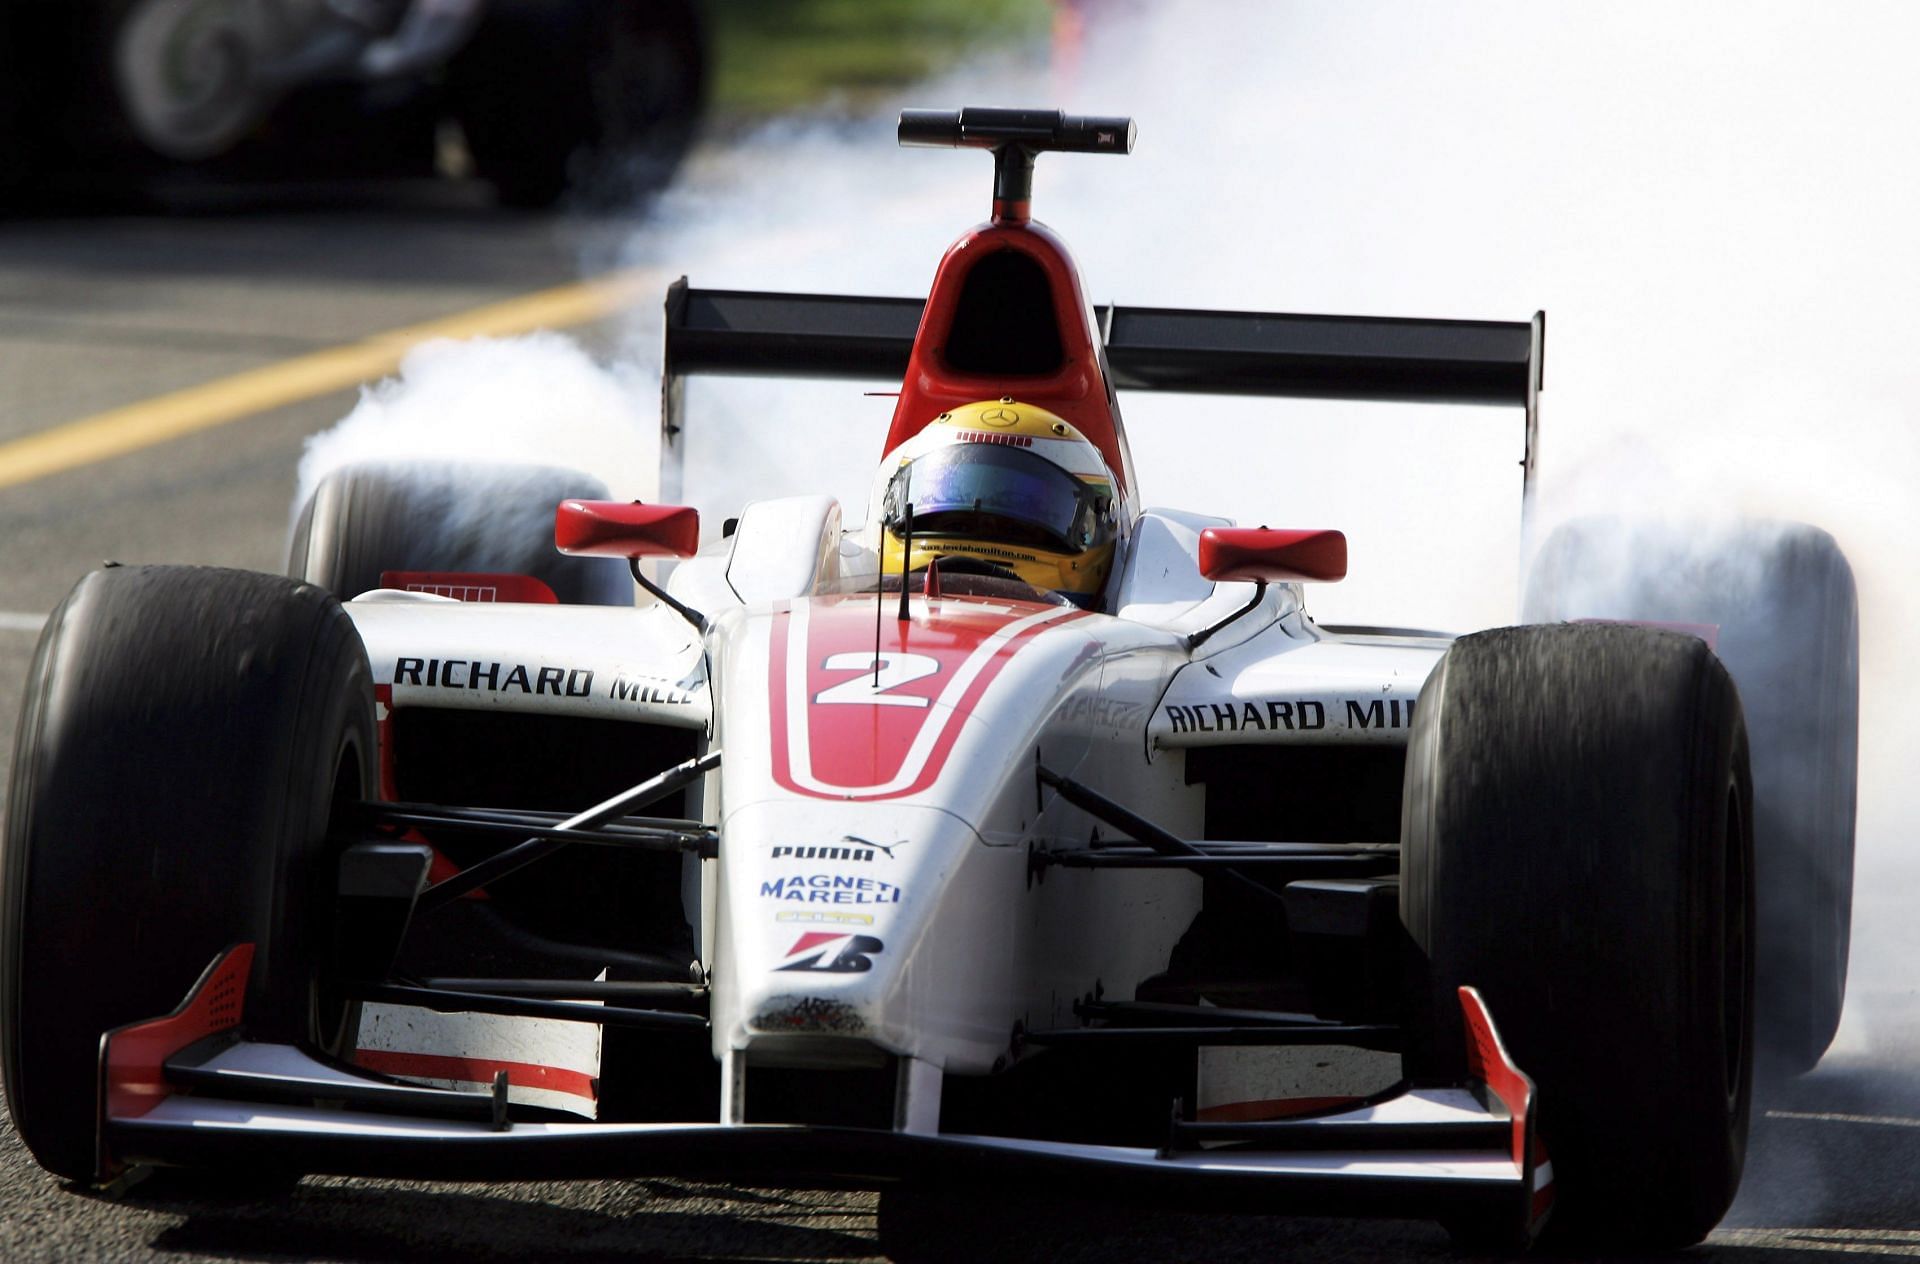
[1197, 528, 1347, 583]
[555, 501, 700, 559]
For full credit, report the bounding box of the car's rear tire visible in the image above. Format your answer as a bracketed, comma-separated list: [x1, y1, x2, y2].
[1524, 518, 1857, 1075]
[288, 461, 632, 607]
[1, 566, 376, 1183]
[1400, 623, 1753, 1248]
[446, 0, 705, 208]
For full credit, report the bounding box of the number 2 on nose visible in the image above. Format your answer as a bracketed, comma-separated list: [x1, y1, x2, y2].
[814, 652, 941, 707]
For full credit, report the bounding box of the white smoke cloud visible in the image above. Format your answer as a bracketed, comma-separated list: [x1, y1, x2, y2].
[294, 330, 656, 514]
[299, 0, 1919, 1072]
[619, 0, 1920, 627]
[615, 3, 1920, 1073]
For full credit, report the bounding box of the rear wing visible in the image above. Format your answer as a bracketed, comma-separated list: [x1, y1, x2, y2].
[659, 278, 1544, 506]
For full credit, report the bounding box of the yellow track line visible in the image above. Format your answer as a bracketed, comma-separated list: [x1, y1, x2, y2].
[0, 266, 661, 491]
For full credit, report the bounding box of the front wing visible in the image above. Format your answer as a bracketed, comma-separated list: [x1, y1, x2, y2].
[97, 947, 1553, 1242]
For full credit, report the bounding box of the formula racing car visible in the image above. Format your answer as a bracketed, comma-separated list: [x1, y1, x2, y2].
[2, 108, 1858, 1254]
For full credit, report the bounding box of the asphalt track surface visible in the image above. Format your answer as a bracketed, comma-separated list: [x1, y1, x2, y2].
[2, 178, 1919, 1262]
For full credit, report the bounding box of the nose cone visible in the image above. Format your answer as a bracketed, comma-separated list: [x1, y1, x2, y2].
[712, 802, 1026, 1070]
[707, 592, 1104, 1072]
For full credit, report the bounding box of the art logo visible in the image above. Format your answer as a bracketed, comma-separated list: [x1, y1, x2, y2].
[775, 932, 884, 974]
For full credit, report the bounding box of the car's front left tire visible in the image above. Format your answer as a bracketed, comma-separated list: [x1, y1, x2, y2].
[1401, 622, 1754, 1248]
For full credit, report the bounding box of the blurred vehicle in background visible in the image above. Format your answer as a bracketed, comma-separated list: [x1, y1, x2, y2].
[0, 0, 706, 207]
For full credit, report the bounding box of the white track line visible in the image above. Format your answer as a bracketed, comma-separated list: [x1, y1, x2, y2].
[0, 612, 46, 633]
[1765, 1108, 1920, 1129]
[1715, 1228, 1920, 1256]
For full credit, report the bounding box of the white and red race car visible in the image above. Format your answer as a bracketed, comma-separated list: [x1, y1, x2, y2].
[1, 108, 1856, 1254]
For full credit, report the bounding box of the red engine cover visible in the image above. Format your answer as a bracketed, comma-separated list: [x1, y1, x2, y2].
[884, 218, 1136, 498]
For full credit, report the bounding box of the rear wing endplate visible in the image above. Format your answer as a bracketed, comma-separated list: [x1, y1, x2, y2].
[659, 279, 1544, 505]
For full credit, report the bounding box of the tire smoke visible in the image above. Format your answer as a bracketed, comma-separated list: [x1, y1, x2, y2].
[300, 0, 1920, 1100]
[642, 1, 1920, 1076]
[292, 330, 655, 530]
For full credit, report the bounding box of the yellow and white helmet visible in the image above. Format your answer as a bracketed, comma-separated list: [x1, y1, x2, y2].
[869, 399, 1120, 607]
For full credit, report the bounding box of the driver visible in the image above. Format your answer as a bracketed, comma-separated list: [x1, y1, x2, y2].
[869, 399, 1120, 609]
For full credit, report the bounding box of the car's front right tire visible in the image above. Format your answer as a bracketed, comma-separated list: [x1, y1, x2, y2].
[2, 565, 375, 1183]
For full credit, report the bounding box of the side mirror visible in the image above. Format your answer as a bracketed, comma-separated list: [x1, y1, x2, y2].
[555, 500, 700, 559]
[1197, 527, 1347, 583]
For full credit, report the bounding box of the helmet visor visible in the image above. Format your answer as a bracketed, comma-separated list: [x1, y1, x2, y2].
[886, 444, 1110, 552]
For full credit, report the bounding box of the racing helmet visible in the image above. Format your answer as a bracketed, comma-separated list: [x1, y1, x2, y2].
[872, 400, 1120, 606]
